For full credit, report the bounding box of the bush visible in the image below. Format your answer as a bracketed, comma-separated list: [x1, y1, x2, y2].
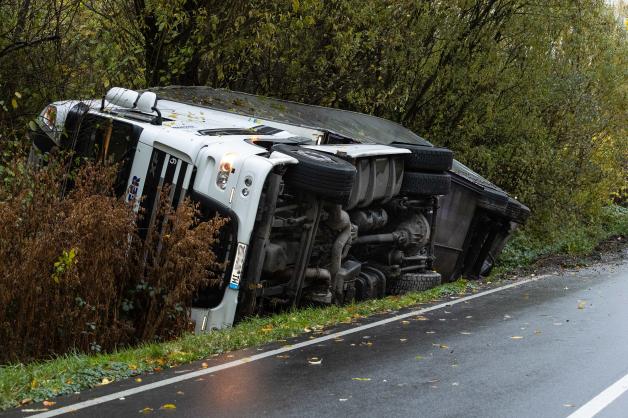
[0, 154, 225, 363]
[496, 205, 628, 272]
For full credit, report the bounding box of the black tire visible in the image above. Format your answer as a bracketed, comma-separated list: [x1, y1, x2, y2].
[387, 271, 441, 295]
[401, 171, 451, 196]
[272, 144, 357, 204]
[392, 144, 453, 172]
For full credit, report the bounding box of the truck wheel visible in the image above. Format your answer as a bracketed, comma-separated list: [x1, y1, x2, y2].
[392, 144, 453, 172]
[272, 144, 356, 205]
[387, 271, 441, 295]
[401, 171, 451, 196]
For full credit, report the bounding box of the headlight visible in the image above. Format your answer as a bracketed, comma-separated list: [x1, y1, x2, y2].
[40, 105, 57, 130]
[229, 243, 247, 289]
[216, 153, 237, 190]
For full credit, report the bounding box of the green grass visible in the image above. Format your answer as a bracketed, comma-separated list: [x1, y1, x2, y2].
[494, 205, 628, 275]
[0, 280, 472, 410]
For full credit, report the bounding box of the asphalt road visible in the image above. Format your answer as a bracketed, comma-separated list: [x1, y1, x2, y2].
[10, 256, 628, 418]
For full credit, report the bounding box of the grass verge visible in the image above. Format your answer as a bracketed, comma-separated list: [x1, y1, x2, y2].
[493, 205, 628, 275]
[0, 280, 472, 410]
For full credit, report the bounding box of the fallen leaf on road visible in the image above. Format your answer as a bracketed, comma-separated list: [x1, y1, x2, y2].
[534, 330, 542, 335]
[139, 407, 153, 414]
[510, 336, 524, 340]
[577, 300, 587, 309]
[308, 357, 322, 365]
[339, 398, 348, 402]
[401, 320, 410, 325]
[414, 316, 429, 321]
[415, 355, 424, 360]
[276, 354, 290, 359]
[460, 331, 472, 335]
[201, 362, 209, 369]
[100, 378, 112, 385]
[352, 377, 371, 381]
[452, 382, 459, 386]
[465, 315, 473, 319]
[563, 404, 575, 408]
[426, 331, 435, 334]
[42, 401, 56, 407]
[160, 403, 176, 410]
[176, 391, 184, 395]
[427, 378, 440, 383]
[135, 378, 143, 383]
[432, 343, 449, 349]
[503, 314, 512, 319]
[400, 338, 407, 342]
[334, 338, 344, 342]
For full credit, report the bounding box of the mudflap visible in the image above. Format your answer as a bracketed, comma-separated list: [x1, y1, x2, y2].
[191, 288, 239, 333]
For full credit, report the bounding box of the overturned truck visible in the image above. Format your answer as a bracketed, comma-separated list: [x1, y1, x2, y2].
[30, 86, 529, 332]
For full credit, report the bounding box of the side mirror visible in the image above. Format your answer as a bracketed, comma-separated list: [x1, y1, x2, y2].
[135, 91, 158, 114]
[136, 92, 162, 125]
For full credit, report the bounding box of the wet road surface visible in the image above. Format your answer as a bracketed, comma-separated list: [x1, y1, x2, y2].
[10, 257, 628, 418]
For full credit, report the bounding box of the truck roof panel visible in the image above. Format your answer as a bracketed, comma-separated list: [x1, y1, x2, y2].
[149, 86, 431, 147]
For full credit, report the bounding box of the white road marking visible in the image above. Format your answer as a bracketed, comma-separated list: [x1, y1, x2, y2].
[567, 373, 628, 418]
[30, 274, 549, 417]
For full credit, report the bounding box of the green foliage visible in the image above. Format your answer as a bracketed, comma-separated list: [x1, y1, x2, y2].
[496, 205, 628, 272]
[1, 1, 625, 245]
[51, 248, 78, 284]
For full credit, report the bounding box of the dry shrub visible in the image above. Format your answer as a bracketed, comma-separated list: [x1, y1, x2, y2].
[0, 155, 225, 363]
